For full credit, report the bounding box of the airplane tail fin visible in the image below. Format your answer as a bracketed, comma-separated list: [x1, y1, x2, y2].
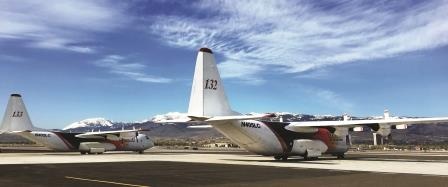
[0, 94, 36, 132]
[188, 48, 237, 117]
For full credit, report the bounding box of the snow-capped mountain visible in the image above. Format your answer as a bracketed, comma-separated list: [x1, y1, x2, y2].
[63, 118, 114, 130]
[151, 112, 190, 122]
[52, 113, 448, 145]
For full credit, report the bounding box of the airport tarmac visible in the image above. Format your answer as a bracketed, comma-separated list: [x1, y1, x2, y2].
[0, 149, 448, 186]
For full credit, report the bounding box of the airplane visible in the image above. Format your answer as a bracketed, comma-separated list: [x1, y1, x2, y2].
[0, 94, 154, 154]
[158, 47, 448, 161]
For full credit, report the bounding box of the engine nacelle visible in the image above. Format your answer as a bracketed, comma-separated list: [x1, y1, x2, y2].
[375, 125, 391, 137]
[79, 142, 116, 153]
[285, 126, 319, 133]
[290, 139, 328, 157]
[333, 127, 348, 137]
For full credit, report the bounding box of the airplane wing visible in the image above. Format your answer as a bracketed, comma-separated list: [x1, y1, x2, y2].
[75, 129, 148, 139]
[154, 113, 276, 123]
[285, 117, 448, 130]
[181, 114, 275, 129]
[203, 113, 275, 122]
[187, 125, 213, 128]
[153, 118, 193, 124]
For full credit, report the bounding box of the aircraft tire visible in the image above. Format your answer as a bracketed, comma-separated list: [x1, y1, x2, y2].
[303, 151, 309, 160]
[303, 152, 318, 160]
[274, 156, 282, 160]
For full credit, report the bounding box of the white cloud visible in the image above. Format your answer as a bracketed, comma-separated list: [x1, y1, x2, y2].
[94, 55, 172, 83]
[295, 69, 330, 80]
[30, 38, 95, 53]
[0, 0, 127, 53]
[218, 60, 265, 85]
[0, 54, 26, 63]
[147, 0, 448, 82]
[305, 87, 354, 113]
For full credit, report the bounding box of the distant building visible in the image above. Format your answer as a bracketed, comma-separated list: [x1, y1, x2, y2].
[414, 146, 421, 151]
[203, 143, 239, 148]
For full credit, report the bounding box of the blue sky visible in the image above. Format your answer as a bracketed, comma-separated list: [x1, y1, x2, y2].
[1, 0, 448, 129]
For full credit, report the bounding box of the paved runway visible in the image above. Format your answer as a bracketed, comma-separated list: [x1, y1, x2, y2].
[0, 149, 447, 186]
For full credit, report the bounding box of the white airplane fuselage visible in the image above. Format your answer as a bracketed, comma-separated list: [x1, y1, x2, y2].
[183, 48, 351, 159]
[0, 93, 154, 154]
[212, 120, 348, 156]
[17, 131, 154, 152]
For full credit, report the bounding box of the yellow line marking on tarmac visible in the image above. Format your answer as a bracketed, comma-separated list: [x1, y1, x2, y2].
[65, 176, 150, 187]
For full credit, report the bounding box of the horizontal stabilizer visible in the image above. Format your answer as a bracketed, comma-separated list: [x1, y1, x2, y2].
[188, 116, 211, 121]
[187, 125, 213, 129]
[202, 113, 275, 123]
[152, 118, 194, 124]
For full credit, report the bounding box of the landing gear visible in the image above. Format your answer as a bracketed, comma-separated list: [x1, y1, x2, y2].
[303, 151, 309, 160]
[138, 150, 144, 154]
[274, 155, 288, 161]
[304, 157, 318, 161]
[80, 151, 86, 155]
[336, 154, 345, 159]
[303, 151, 318, 161]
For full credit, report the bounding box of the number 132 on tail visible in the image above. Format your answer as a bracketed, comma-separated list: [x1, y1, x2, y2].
[205, 79, 218, 90]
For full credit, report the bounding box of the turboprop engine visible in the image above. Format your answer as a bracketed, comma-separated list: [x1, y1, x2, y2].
[370, 110, 408, 137]
[290, 139, 328, 157]
[374, 124, 408, 136]
[375, 125, 391, 137]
